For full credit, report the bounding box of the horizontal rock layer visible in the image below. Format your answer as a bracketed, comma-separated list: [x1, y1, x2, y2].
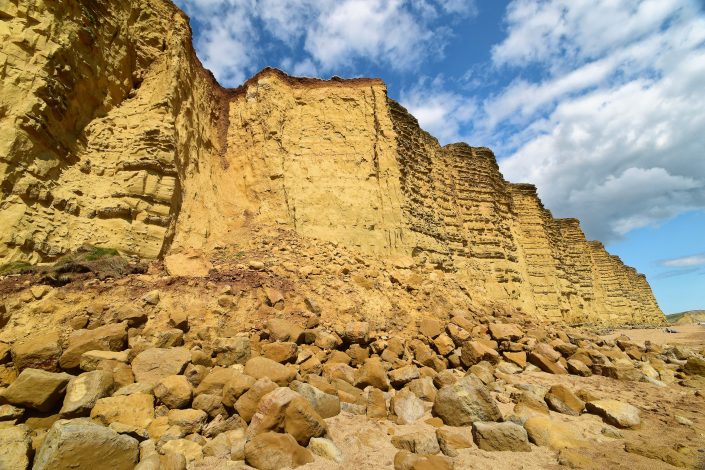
[0, 0, 663, 325]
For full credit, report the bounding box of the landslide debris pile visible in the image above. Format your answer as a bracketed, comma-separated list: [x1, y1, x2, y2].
[0, 292, 703, 469]
[0, 0, 663, 326]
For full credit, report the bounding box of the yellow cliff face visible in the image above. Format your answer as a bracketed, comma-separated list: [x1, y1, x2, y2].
[0, 0, 664, 325]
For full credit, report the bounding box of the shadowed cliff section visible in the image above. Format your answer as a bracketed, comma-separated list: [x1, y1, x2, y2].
[0, 0, 663, 325]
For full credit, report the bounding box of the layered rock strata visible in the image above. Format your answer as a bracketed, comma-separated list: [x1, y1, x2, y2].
[0, 0, 663, 324]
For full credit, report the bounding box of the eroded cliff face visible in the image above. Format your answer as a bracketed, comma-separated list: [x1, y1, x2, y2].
[0, 0, 664, 325]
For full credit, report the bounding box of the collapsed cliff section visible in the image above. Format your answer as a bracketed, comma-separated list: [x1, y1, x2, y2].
[0, 0, 664, 325]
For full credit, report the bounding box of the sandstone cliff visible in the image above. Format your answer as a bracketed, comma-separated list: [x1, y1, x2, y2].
[0, 0, 663, 325]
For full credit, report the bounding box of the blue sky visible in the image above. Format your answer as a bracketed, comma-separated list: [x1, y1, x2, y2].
[175, 0, 705, 314]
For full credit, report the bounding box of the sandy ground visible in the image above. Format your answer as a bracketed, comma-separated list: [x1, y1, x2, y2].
[603, 324, 705, 347]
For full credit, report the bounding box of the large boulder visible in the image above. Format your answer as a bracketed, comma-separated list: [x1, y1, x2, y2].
[0, 425, 31, 470]
[488, 323, 524, 341]
[244, 357, 296, 386]
[461, 341, 499, 367]
[391, 389, 425, 425]
[585, 399, 640, 428]
[523, 415, 586, 449]
[60, 323, 128, 369]
[131, 347, 190, 385]
[90, 393, 155, 428]
[11, 332, 62, 371]
[244, 432, 314, 470]
[432, 375, 501, 426]
[154, 374, 193, 409]
[471, 421, 531, 452]
[59, 369, 114, 418]
[195, 367, 242, 396]
[247, 387, 327, 446]
[236, 377, 278, 422]
[355, 358, 391, 391]
[33, 420, 139, 470]
[2, 368, 72, 412]
[544, 384, 584, 416]
[290, 380, 341, 418]
[684, 356, 705, 376]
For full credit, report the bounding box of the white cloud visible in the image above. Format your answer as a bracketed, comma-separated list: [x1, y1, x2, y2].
[661, 253, 705, 268]
[176, 0, 473, 85]
[400, 77, 476, 144]
[489, 0, 705, 241]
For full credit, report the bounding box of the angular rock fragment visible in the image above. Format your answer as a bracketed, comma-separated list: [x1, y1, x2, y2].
[472, 421, 531, 452]
[2, 368, 72, 412]
[59, 369, 113, 417]
[432, 375, 500, 426]
[586, 399, 640, 428]
[131, 347, 190, 384]
[244, 432, 314, 470]
[33, 420, 139, 470]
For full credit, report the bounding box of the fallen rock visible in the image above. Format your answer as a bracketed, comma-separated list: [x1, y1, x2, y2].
[222, 373, 257, 408]
[213, 336, 251, 366]
[391, 389, 425, 425]
[33, 420, 138, 470]
[0, 425, 31, 470]
[168, 408, 208, 434]
[247, 387, 327, 446]
[90, 393, 155, 429]
[154, 374, 193, 409]
[528, 352, 568, 375]
[432, 375, 501, 426]
[523, 415, 586, 449]
[488, 323, 524, 341]
[244, 432, 314, 470]
[461, 341, 500, 367]
[544, 384, 584, 416]
[244, 356, 296, 386]
[261, 341, 298, 364]
[586, 399, 640, 428]
[308, 437, 343, 463]
[355, 357, 391, 391]
[290, 380, 341, 418]
[59, 369, 113, 418]
[2, 368, 72, 412]
[342, 321, 369, 344]
[391, 431, 441, 454]
[236, 377, 279, 422]
[11, 331, 62, 371]
[195, 367, 243, 396]
[472, 421, 531, 452]
[267, 319, 303, 343]
[161, 438, 203, 463]
[79, 350, 129, 371]
[60, 323, 128, 369]
[436, 428, 473, 457]
[131, 347, 190, 385]
[366, 386, 388, 419]
[389, 365, 420, 388]
[393, 450, 454, 470]
[684, 356, 705, 376]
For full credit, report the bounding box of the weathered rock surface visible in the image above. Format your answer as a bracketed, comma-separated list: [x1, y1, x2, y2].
[244, 432, 314, 470]
[432, 376, 501, 426]
[2, 368, 72, 411]
[59, 369, 114, 417]
[33, 420, 139, 470]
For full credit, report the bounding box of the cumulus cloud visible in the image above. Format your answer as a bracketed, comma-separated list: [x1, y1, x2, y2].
[490, 0, 705, 241]
[175, 0, 476, 85]
[400, 77, 477, 144]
